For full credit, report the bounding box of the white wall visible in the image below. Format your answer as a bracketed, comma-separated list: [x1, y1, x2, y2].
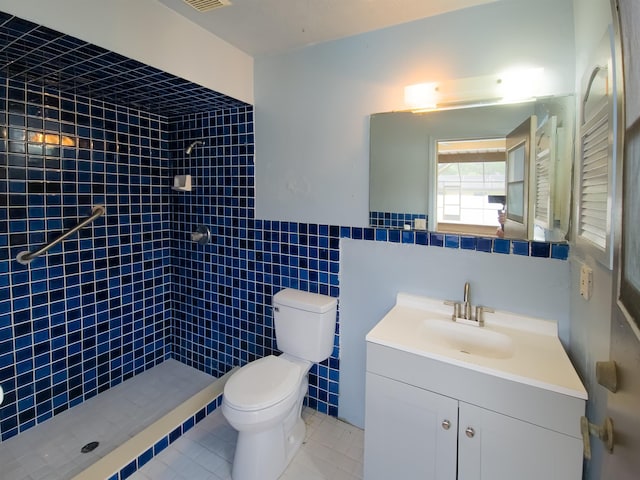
[0, 0, 253, 104]
[339, 239, 571, 428]
[254, 0, 575, 226]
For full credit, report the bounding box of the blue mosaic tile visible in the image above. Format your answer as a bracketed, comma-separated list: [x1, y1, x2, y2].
[512, 240, 530, 256]
[415, 231, 429, 245]
[364, 228, 375, 241]
[551, 243, 570, 260]
[429, 232, 444, 247]
[493, 238, 511, 254]
[445, 234, 460, 249]
[137, 447, 153, 469]
[119, 460, 137, 480]
[476, 237, 493, 253]
[169, 426, 181, 444]
[182, 416, 195, 433]
[153, 437, 169, 455]
[375, 228, 388, 242]
[460, 236, 477, 250]
[402, 230, 415, 244]
[388, 229, 401, 243]
[531, 241, 551, 258]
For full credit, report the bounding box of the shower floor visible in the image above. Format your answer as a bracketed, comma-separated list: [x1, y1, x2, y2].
[0, 359, 216, 480]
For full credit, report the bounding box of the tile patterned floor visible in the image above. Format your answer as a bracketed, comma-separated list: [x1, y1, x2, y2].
[130, 408, 364, 480]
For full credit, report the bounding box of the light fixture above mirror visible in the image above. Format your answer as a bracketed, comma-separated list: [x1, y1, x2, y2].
[404, 68, 545, 111]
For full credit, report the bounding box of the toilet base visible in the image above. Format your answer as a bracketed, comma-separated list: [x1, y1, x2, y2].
[231, 413, 306, 480]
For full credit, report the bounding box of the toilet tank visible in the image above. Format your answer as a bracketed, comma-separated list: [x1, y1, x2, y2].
[273, 289, 337, 363]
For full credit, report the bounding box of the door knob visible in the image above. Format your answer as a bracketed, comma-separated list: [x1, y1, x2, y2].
[465, 427, 476, 438]
[441, 419, 451, 430]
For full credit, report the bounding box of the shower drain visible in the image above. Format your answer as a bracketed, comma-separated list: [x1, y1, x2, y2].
[81, 441, 100, 453]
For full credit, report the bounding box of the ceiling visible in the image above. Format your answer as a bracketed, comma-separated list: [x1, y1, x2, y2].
[157, 0, 499, 57]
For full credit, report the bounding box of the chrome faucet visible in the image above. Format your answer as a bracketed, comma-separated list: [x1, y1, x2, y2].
[463, 282, 471, 320]
[444, 281, 493, 326]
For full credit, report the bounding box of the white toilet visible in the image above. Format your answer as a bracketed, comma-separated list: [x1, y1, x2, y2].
[222, 288, 337, 480]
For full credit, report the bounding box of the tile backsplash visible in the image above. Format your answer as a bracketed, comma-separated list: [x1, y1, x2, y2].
[369, 211, 427, 230]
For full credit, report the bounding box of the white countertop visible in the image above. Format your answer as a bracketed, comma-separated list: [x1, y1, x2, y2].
[366, 293, 587, 400]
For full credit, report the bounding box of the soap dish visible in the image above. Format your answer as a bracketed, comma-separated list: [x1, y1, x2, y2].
[172, 174, 192, 192]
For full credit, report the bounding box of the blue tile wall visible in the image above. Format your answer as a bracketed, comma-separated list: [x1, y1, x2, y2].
[0, 75, 173, 441]
[369, 211, 427, 230]
[169, 109, 340, 415]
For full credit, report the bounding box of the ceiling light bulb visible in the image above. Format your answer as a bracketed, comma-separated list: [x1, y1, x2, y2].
[497, 68, 544, 102]
[404, 82, 438, 110]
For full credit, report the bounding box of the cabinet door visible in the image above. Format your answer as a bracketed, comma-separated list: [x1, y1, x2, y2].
[364, 373, 458, 480]
[457, 402, 583, 480]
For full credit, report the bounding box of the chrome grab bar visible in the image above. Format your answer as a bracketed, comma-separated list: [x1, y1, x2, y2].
[16, 205, 106, 265]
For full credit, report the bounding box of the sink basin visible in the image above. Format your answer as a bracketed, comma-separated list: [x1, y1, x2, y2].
[366, 293, 588, 400]
[421, 319, 514, 359]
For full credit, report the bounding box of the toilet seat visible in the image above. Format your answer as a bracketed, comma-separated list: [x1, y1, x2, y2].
[224, 355, 304, 411]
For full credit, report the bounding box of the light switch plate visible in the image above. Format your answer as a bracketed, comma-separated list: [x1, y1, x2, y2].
[580, 264, 593, 300]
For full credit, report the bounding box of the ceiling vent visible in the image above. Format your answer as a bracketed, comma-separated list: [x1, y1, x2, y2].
[182, 0, 231, 12]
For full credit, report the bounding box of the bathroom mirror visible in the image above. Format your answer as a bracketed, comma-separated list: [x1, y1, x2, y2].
[369, 95, 574, 242]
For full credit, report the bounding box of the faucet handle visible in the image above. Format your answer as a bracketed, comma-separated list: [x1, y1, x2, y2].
[475, 306, 494, 326]
[444, 300, 461, 319]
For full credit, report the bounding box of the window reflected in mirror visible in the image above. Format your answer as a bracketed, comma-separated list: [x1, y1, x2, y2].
[436, 139, 506, 236]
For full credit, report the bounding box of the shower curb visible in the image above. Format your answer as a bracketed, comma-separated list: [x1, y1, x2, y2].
[71, 368, 236, 480]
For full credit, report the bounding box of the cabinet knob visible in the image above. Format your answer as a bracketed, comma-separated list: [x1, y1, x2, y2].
[441, 419, 451, 430]
[465, 427, 476, 438]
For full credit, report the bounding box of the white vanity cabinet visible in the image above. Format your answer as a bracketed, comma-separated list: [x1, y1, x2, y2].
[364, 372, 458, 479]
[457, 400, 583, 480]
[363, 294, 587, 480]
[364, 341, 585, 480]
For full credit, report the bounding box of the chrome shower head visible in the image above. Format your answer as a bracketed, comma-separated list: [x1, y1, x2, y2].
[185, 140, 205, 155]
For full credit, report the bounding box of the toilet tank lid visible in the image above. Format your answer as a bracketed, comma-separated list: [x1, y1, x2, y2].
[273, 289, 337, 313]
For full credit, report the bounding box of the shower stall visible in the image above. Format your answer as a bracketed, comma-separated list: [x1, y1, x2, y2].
[0, 10, 254, 479]
[0, 7, 340, 479]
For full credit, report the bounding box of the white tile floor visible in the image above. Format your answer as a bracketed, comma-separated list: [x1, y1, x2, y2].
[0, 360, 215, 480]
[130, 407, 364, 480]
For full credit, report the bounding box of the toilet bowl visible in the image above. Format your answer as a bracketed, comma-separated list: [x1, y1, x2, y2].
[221, 289, 337, 480]
[222, 355, 310, 480]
